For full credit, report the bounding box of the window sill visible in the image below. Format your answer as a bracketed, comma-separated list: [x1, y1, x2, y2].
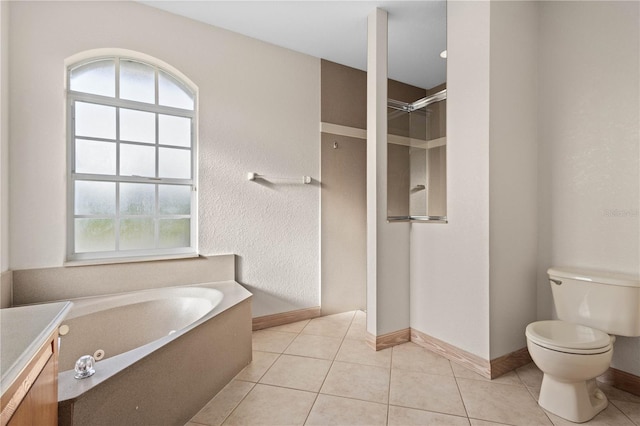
[64, 252, 200, 267]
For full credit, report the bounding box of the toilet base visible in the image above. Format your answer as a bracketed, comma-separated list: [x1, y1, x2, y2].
[538, 376, 608, 423]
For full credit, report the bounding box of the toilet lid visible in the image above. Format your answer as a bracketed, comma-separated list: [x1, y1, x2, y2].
[526, 320, 611, 351]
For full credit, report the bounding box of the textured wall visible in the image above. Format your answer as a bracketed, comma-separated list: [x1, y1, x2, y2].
[410, 0, 492, 359]
[488, 1, 539, 359]
[538, 1, 640, 375]
[0, 1, 8, 273]
[8, 1, 320, 316]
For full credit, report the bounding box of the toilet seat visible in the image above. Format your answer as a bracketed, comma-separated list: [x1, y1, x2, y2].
[526, 320, 612, 355]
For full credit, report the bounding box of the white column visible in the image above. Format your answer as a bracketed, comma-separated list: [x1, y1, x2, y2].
[367, 8, 410, 345]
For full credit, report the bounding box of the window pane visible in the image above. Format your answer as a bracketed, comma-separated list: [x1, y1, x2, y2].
[120, 183, 155, 215]
[159, 147, 190, 179]
[120, 109, 156, 143]
[120, 60, 155, 104]
[159, 185, 191, 214]
[159, 219, 190, 248]
[75, 181, 115, 215]
[75, 102, 116, 139]
[75, 218, 115, 252]
[70, 59, 115, 97]
[159, 70, 194, 110]
[159, 115, 190, 147]
[120, 218, 155, 250]
[120, 143, 155, 177]
[75, 139, 116, 175]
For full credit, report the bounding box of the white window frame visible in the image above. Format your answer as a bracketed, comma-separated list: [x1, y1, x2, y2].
[66, 55, 198, 264]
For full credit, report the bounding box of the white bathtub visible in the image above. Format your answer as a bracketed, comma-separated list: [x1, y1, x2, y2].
[56, 281, 252, 426]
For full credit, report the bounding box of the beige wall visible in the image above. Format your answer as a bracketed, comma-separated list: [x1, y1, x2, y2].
[320, 59, 424, 323]
[320, 133, 366, 314]
[0, 270, 10, 308]
[387, 144, 410, 217]
[321, 60, 367, 130]
[7, 1, 320, 317]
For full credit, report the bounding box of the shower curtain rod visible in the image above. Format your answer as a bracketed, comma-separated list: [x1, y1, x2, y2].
[388, 88, 447, 113]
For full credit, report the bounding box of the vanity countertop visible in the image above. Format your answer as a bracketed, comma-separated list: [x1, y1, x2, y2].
[1, 301, 72, 395]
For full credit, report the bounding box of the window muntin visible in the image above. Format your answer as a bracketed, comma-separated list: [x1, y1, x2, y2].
[67, 57, 196, 261]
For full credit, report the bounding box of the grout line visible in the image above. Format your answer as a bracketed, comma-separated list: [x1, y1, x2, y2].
[467, 416, 517, 426]
[218, 329, 292, 425]
[302, 310, 357, 425]
[192, 377, 257, 426]
[609, 400, 638, 426]
[451, 363, 471, 420]
[387, 345, 394, 425]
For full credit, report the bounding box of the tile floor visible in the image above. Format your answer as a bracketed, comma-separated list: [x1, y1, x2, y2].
[187, 311, 640, 426]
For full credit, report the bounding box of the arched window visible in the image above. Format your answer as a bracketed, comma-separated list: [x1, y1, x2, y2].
[67, 55, 197, 262]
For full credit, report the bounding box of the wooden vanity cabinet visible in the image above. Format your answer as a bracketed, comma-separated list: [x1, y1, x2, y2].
[1, 330, 58, 426]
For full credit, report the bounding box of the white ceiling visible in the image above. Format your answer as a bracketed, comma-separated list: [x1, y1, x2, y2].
[139, 1, 447, 90]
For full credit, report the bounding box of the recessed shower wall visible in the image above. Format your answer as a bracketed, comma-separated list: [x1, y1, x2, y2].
[320, 60, 426, 315]
[387, 85, 447, 220]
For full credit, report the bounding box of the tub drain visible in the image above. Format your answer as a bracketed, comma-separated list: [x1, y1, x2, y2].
[94, 349, 105, 361]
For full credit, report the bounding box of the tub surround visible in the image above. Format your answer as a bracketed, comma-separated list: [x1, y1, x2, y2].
[1, 301, 71, 423]
[12, 255, 234, 306]
[57, 281, 252, 426]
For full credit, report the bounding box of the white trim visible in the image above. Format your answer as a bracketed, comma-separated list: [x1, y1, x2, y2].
[387, 135, 447, 149]
[320, 122, 446, 151]
[66, 54, 198, 263]
[64, 48, 198, 96]
[320, 122, 366, 140]
[64, 252, 199, 267]
[427, 136, 447, 149]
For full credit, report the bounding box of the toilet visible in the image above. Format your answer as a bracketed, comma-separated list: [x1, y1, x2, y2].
[526, 267, 640, 423]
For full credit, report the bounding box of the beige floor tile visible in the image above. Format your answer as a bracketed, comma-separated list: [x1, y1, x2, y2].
[320, 361, 390, 404]
[222, 384, 316, 426]
[191, 380, 255, 426]
[353, 310, 366, 324]
[611, 400, 640, 424]
[321, 311, 357, 322]
[598, 382, 640, 404]
[451, 362, 523, 386]
[305, 394, 388, 426]
[457, 378, 552, 426]
[335, 338, 392, 368]
[345, 320, 367, 341]
[186, 422, 208, 426]
[234, 351, 279, 382]
[527, 385, 540, 401]
[284, 333, 343, 360]
[302, 316, 350, 338]
[392, 342, 454, 376]
[252, 330, 297, 353]
[259, 354, 331, 392]
[267, 319, 310, 333]
[389, 369, 466, 417]
[516, 362, 543, 390]
[388, 405, 470, 425]
[546, 401, 635, 425]
[469, 420, 512, 426]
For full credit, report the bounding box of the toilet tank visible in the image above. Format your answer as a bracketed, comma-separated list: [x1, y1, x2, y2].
[548, 267, 640, 337]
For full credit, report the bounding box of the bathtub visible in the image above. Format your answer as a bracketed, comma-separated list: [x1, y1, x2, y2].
[56, 281, 252, 426]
